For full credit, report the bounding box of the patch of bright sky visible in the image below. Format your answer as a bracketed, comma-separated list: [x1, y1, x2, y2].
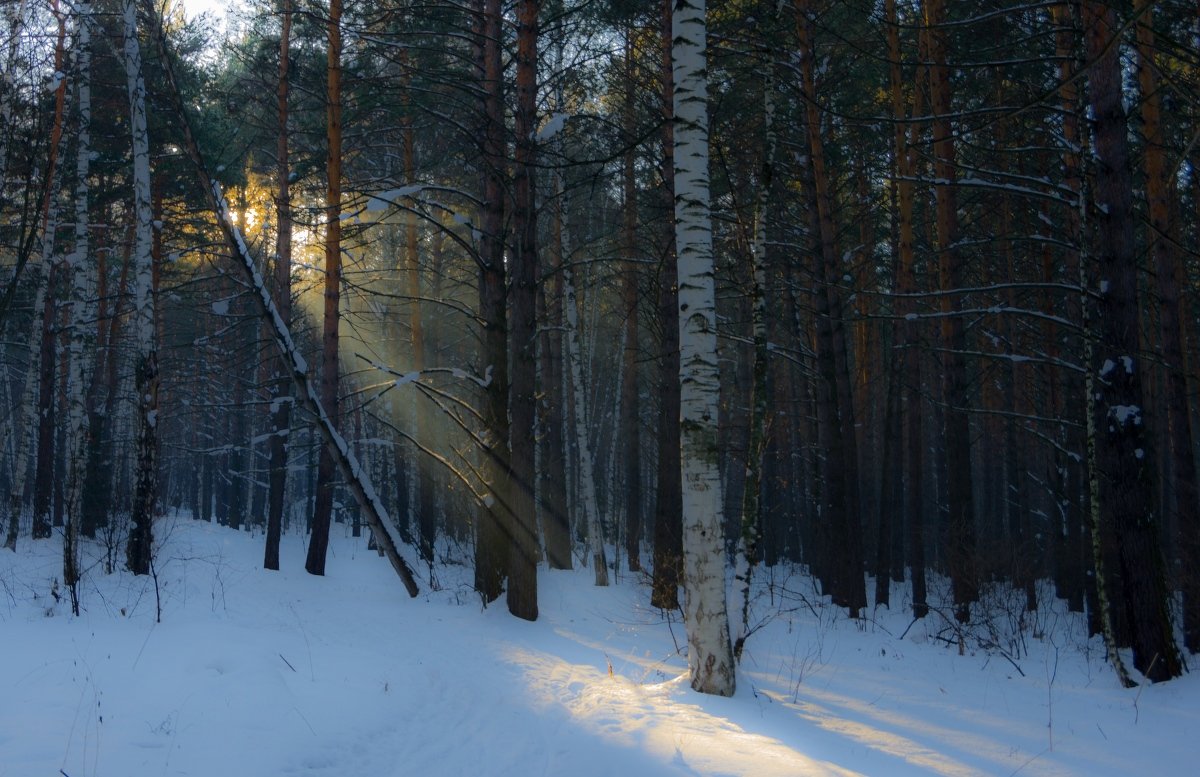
[177, 0, 242, 23]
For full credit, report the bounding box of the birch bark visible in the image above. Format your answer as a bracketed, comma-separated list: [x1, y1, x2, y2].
[143, 0, 419, 597]
[672, 0, 734, 697]
[124, 0, 157, 576]
[0, 0, 27, 193]
[4, 4, 69, 550]
[63, 2, 95, 614]
[560, 225, 607, 586]
[734, 9, 777, 656]
[26, 0, 70, 543]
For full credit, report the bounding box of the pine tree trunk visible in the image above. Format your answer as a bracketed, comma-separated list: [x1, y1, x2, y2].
[1047, 1, 1087, 614]
[924, 0, 977, 621]
[400, 70, 437, 569]
[143, 0, 420, 596]
[538, 187, 571, 570]
[1083, 0, 1182, 683]
[796, 0, 865, 616]
[887, 0, 927, 617]
[388, 230, 414, 547]
[306, 0, 343, 577]
[264, 0, 293, 572]
[1133, 0, 1199, 653]
[504, 0, 541, 621]
[200, 445, 213, 522]
[620, 29, 642, 573]
[1005, 220, 1036, 611]
[473, 0, 509, 604]
[651, 0, 682, 611]
[877, 135, 902, 595]
[875, 356, 901, 608]
[672, 0, 734, 697]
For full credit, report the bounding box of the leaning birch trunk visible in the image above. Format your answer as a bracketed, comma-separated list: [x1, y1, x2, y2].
[733, 33, 775, 660]
[143, 0, 418, 597]
[123, 0, 156, 575]
[560, 240, 607, 586]
[63, 3, 95, 615]
[672, 0, 734, 697]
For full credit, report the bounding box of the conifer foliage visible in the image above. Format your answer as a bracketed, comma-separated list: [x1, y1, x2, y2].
[1, 0, 1197, 691]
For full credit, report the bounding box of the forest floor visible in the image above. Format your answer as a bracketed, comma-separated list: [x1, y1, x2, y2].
[1, 515, 1194, 776]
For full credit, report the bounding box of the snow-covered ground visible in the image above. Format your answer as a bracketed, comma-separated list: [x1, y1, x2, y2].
[1, 516, 1194, 776]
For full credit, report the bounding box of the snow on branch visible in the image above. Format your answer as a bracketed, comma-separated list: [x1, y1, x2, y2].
[146, 2, 419, 597]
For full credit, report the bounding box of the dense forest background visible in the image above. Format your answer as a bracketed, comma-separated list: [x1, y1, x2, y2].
[1, 0, 1197, 691]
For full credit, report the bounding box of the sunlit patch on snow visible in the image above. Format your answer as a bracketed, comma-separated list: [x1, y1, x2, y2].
[509, 647, 858, 777]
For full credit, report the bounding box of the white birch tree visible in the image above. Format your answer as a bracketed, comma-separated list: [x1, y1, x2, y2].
[4, 55, 70, 551]
[734, 26, 776, 658]
[123, 0, 156, 575]
[63, 2, 95, 614]
[143, 0, 420, 597]
[4, 183, 60, 551]
[0, 0, 28, 192]
[3, 0, 68, 547]
[561, 247, 607, 586]
[672, 0, 734, 697]
[546, 111, 606, 585]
